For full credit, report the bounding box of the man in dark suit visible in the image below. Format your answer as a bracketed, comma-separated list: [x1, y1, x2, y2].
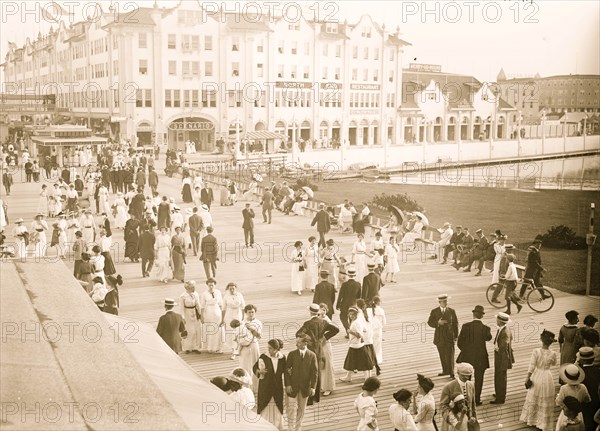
[453, 227, 474, 270]
[138, 225, 155, 277]
[427, 294, 459, 378]
[361, 263, 382, 303]
[519, 239, 545, 297]
[242, 203, 255, 247]
[491, 312, 514, 404]
[285, 334, 319, 431]
[296, 303, 340, 400]
[442, 225, 463, 264]
[471, 229, 489, 275]
[457, 305, 492, 405]
[336, 268, 361, 338]
[312, 270, 336, 319]
[74, 175, 85, 197]
[148, 167, 159, 194]
[188, 207, 203, 256]
[156, 298, 187, 353]
[200, 184, 214, 210]
[439, 363, 479, 429]
[577, 346, 600, 429]
[200, 226, 218, 278]
[261, 187, 274, 223]
[311, 203, 331, 249]
[101, 213, 112, 238]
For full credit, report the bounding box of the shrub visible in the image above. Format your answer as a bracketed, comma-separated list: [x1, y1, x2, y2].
[539, 225, 586, 250]
[371, 192, 423, 213]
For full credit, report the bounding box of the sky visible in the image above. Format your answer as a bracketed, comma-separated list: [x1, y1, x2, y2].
[0, 0, 598, 84]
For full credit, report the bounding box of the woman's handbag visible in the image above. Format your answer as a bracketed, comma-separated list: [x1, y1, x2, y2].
[467, 419, 480, 431]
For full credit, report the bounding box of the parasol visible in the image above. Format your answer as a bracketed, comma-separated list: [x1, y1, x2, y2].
[388, 205, 406, 224]
[412, 211, 429, 227]
[301, 186, 314, 198]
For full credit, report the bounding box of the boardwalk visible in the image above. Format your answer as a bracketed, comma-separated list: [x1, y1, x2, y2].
[2, 156, 598, 431]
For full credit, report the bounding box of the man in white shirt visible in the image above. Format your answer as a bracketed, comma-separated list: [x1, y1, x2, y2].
[431, 222, 453, 260]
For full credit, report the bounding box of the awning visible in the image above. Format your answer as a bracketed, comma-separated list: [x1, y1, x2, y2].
[103, 314, 276, 431]
[110, 116, 127, 122]
[31, 136, 108, 146]
[230, 131, 287, 140]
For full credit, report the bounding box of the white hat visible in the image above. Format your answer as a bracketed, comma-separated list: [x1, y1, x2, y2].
[559, 364, 585, 385]
[15, 218, 24, 224]
[496, 312, 511, 323]
[201, 204, 209, 211]
[456, 362, 474, 376]
[163, 298, 177, 306]
[437, 294, 450, 301]
[308, 303, 320, 313]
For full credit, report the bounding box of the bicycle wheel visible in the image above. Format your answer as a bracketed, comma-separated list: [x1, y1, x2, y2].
[527, 287, 555, 313]
[486, 283, 505, 308]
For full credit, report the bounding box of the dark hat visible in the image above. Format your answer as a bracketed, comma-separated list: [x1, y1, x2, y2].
[320, 269, 330, 276]
[206, 278, 217, 284]
[392, 389, 412, 403]
[541, 329, 557, 343]
[416, 374, 435, 393]
[565, 310, 579, 321]
[472, 305, 485, 315]
[532, 239, 543, 245]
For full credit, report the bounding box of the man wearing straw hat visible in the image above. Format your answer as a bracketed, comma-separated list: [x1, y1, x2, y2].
[491, 312, 514, 404]
[284, 334, 318, 431]
[427, 294, 459, 379]
[156, 298, 187, 354]
[336, 267, 361, 338]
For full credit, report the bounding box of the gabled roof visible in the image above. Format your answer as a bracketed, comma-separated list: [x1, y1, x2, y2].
[498, 98, 517, 111]
[225, 13, 272, 32]
[404, 70, 481, 107]
[388, 34, 411, 46]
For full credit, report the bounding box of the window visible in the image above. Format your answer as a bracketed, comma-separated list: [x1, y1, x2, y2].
[205, 61, 213, 76]
[139, 59, 148, 75]
[168, 61, 176, 75]
[184, 90, 190, 107]
[364, 48, 369, 59]
[136, 89, 143, 107]
[353, 46, 358, 59]
[278, 65, 284, 78]
[291, 41, 297, 55]
[145, 89, 152, 107]
[325, 23, 337, 33]
[304, 66, 309, 79]
[182, 61, 190, 76]
[192, 90, 199, 107]
[289, 22, 300, 30]
[335, 67, 340, 80]
[323, 44, 328, 56]
[373, 69, 378, 81]
[205, 35, 212, 50]
[363, 69, 368, 81]
[173, 90, 180, 107]
[192, 61, 199, 75]
[352, 69, 357, 80]
[335, 45, 341, 58]
[389, 48, 395, 61]
[362, 26, 371, 38]
[168, 34, 176, 49]
[278, 41, 284, 54]
[139, 33, 147, 48]
[232, 37, 239, 51]
[291, 65, 296, 79]
[192, 35, 199, 51]
[374, 48, 379, 60]
[257, 63, 263, 78]
[389, 70, 394, 82]
[303, 42, 309, 56]
[113, 60, 119, 76]
[257, 42, 263, 53]
[322, 67, 328, 80]
[165, 89, 171, 107]
[232, 62, 239, 77]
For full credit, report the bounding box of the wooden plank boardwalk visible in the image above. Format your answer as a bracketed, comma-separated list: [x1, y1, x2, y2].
[2, 156, 598, 431]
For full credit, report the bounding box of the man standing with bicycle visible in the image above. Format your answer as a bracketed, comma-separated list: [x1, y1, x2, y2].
[519, 239, 545, 299]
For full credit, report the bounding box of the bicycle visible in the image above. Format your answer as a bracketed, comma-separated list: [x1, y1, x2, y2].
[486, 277, 555, 313]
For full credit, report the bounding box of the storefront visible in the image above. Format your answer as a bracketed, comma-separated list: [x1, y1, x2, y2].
[167, 117, 215, 152]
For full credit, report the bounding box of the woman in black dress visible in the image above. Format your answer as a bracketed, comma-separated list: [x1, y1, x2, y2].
[157, 196, 171, 230]
[103, 274, 122, 315]
[124, 217, 140, 262]
[253, 338, 286, 430]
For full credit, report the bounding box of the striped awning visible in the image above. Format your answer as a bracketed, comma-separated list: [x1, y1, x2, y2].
[230, 131, 286, 140]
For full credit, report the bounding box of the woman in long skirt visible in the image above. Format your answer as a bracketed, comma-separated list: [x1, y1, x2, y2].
[303, 236, 320, 292]
[357, 299, 380, 376]
[351, 234, 369, 283]
[90, 245, 106, 285]
[200, 278, 224, 353]
[179, 280, 202, 353]
[222, 283, 246, 360]
[113, 192, 129, 229]
[124, 218, 140, 262]
[290, 241, 305, 295]
[98, 228, 116, 276]
[170, 227, 186, 282]
[220, 179, 230, 206]
[103, 275, 122, 315]
[411, 374, 436, 431]
[98, 184, 110, 215]
[320, 239, 340, 289]
[37, 185, 49, 216]
[355, 377, 381, 431]
[31, 214, 49, 258]
[318, 304, 337, 396]
[155, 227, 172, 283]
[181, 176, 193, 203]
[559, 311, 580, 366]
[383, 236, 400, 283]
[78, 253, 94, 293]
[519, 330, 558, 431]
[340, 307, 373, 383]
[239, 304, 263, 392]
[253, 339, 286, 431]
[367, 296, 387, 365]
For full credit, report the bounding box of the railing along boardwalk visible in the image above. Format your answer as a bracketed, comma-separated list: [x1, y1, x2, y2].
[2, 155, 598, 431]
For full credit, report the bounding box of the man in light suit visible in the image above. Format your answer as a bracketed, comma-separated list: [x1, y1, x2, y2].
[200, 226, 218, 278]
[200, 184, 214, 210]
[311, 203, 331, 249]
[261, 187, 274, 223]
[242, 203, 255, 247]
[471, 229, 489, 276]
[491, 312, 514, 404]
[188, 207, 203, 256]
[457, 305, 492, 405]
[156, 298, 187, 353]
[427, 294, 459, 378]
[439, 362, 479, 431]
[285, 335, 318, 431]
[431, 222, 453, 260]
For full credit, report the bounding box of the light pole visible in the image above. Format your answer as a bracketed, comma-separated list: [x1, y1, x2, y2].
[541, 109, 547, 155]
[517, 110, 523, 157]
[290, 117, 297, 163]
[586, 203, 596, 296]
[234, 117, 242, 160]
[583, 114, 588, 148]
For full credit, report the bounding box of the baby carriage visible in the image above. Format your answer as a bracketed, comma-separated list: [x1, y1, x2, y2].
[326, 206, 339, 227]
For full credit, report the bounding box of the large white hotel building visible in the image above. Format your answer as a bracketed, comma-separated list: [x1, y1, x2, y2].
[2, 2, 517, 152]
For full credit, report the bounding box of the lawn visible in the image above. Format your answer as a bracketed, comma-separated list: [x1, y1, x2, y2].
[311, 181, 600, 295]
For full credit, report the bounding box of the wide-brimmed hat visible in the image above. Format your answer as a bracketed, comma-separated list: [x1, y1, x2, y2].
[15, 218, 24, 224]
[201, 204, 209, 211]
[319, 269, 330, 276]
[437, 294, 449, 301]
[228, 370, 252, 387]
[559, 363, 585, 385]
[496, 312, 511, 324]
[472, 305, 485, 315]
[347, 267, 357, 277]
[577, 346, 595, 362]
[163, 298, 177, 306]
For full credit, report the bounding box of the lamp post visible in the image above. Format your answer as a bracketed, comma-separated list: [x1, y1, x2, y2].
[586, 203, 596, 296]
[234, 117, 242, 159]
[541, 109, 547, 155]
[517, 111, 523, 157]
[583, 114, 588, 148]
[290, 117, 297, 163]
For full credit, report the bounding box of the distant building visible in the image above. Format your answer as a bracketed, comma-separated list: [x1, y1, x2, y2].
[496, 68, 600, 124]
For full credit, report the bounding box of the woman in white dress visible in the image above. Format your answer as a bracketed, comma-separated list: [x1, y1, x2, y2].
[367, 297, 387, 365]
[318, 304, 337, 396]
[112, 192, 129, 229]
[383, 236, 401, 283]
[238, 304, 262, 392]
[37, 185, 49, 216]
[200, 278, 224, 353]
[411, 375, 436, 431]
[290, 240, 305, 295]
[222, 283, 246, 360]
[320, 238, 340, 289]
[401, 214, 424, 248]
[351, 234, 369, 283]
[31, 214, 49, 258]
[67, 212, 80, 244]
[48, 184, 60, 217]
[90, 245, 105, 285]
[12, 219, 28, 259]
[193, 174, 203, 190]
[79, 210, 96, 245]
[303, 236, 320, 292]
[179, 280, 202, 353]
[291, 190, 308, 216]
[56, 214, 69, 258]
[98, 184, 110, 215]
[390, 389, 418, 431]
[354, 377, 381, 431]
[243, 180, 257, 201]
[154, 227, 172, 283]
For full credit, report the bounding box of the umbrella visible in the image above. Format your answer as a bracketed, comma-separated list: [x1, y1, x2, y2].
[301, 186, 314, 198]
[388, 205, 406, 224]
[412, 211, 429, 227]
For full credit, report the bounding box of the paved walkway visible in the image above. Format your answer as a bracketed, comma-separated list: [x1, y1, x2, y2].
[1, 157, 598, 431]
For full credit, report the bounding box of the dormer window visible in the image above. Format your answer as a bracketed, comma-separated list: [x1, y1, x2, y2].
[325, 23, 337, 34]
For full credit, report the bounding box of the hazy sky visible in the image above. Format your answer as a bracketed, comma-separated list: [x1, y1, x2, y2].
[1, 0, 598, 84]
